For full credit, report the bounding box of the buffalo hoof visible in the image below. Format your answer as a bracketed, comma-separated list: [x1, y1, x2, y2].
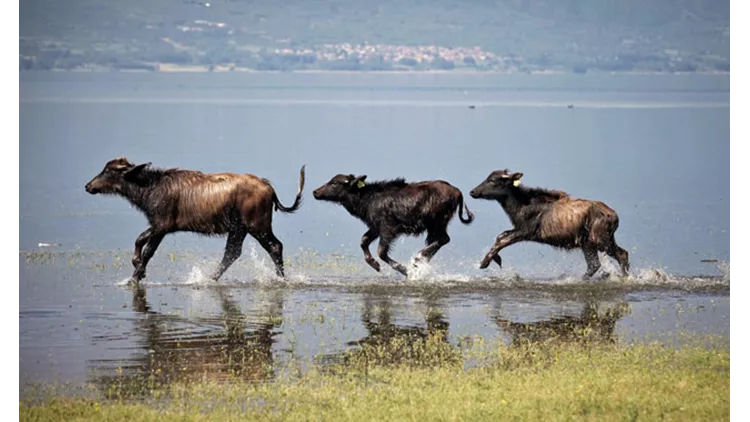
[366, 259, 381, 272]
[412, 255, 430, 267]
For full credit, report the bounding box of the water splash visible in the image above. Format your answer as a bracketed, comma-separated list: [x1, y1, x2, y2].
[717, 261, 730, 282]
[168, 246, 287, 287]
[407, 260, 475, 286]
[241, 245, 282, 285]
[108, 249, 728, 292]
[599, 258, 626, 278]
[116, 277, 134, 287]
[184, 266, 213, 285]
[406, 257, 434, 282]
[631, 268, 670, 283]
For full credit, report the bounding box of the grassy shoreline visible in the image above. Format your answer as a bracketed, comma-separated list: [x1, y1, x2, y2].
[20, 340, 729, 421]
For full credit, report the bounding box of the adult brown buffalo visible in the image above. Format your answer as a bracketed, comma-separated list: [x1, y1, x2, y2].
[85, 157, 305, 283]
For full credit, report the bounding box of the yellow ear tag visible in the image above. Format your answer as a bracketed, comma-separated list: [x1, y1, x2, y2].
[513, 180, 521, 187]
[357, 180, 366, 188]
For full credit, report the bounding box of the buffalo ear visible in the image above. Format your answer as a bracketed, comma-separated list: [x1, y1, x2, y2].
[123, 162, 152, 184]
[511, 172, 523, 187]
[351, 174, 367, 189]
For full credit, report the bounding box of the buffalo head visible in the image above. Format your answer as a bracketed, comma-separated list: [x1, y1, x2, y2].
[312, 173, 368, 202]
[85, 157, 151, 195]
[470, 169, 523, 200]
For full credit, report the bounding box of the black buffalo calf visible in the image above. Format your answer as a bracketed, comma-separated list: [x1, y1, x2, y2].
[313, 173, 474, 276]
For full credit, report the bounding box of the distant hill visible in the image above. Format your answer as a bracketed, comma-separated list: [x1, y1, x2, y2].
[19, 0, 730, 73]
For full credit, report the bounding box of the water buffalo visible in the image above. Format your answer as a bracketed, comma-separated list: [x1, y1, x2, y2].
[312, 174, 474, 277]
[85, 157, 305, 283]
[469, 169, 629, 279]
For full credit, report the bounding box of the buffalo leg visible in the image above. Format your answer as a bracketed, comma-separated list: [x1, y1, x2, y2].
[606, 239, 630, 277]
[582, 246, 601, 279]
[482, 230, 514, 269]
[361, 228, 381, 272]
[415, 230, 450, 263]
[131, 231, 165, 283]
[211, 231, 247, 281]
[131, 228, 153, 272]
[254, 231, 285, 278]
[377, 237, 408, 276]
[479, 230, 523, 269]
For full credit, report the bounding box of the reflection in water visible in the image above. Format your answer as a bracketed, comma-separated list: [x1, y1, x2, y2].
[90, 286, 284, 397]
[495, 301, 631, 347]
[356, 294, 450, 345]
[322, 294, 458, 368]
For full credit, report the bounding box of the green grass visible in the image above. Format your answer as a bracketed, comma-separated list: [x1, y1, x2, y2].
[20, 339, 729, 421]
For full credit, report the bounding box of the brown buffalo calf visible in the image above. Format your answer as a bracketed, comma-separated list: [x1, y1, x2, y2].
[470, 169, 629, 279]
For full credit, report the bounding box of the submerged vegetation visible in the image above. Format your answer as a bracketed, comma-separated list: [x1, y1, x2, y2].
[21, 337, 729, 421]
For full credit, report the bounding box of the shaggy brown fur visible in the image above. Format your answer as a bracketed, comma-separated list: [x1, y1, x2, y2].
[313, 173, 474, 276]
[470, 169, 629, 279]
[85, 157, 305, 283]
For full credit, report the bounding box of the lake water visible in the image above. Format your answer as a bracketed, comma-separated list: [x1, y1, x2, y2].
[19, 71, 729, 394]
